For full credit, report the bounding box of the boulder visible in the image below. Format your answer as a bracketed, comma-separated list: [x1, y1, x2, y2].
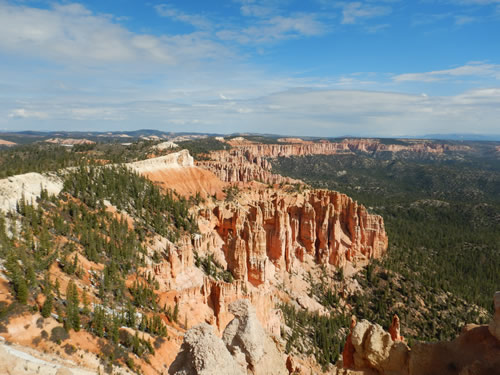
[168, 323, 244, 375]
[223, 299, 288, 375]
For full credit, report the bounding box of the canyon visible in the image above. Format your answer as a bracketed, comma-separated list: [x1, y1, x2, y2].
[0, 138, 497, 375]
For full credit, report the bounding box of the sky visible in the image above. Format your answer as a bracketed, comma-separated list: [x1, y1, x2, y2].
[1, 0, 500, 137]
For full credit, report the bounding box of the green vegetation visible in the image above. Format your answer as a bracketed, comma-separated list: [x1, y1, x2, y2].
[177, 137, 229, 159]
[0, 140, 169, 178]
[280, 302, 348, 370]
[194, 252, 234, 283]
[223, 185, 240, 202]
[273, 148, 500, 341]
[0, 160, 194, 369]
[63, 165, 198, 240]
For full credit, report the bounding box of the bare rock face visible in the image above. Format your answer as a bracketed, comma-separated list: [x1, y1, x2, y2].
[409, 324, 500, 375]
[170, 300, 287, 375]
[488, 291, 500, 341]
[349, 319, 409, 375]
[343, 293, 500, 375]
[168, 323, 244, 375]
[389, 315, 404, 342]
[197, 150, 298, 185]
[0, 172, 63, 212]
[128, 149, 194, 172]
[213, 189, 388, 286]
[222, 299, 288, 375]
[227, 139, 470, 159]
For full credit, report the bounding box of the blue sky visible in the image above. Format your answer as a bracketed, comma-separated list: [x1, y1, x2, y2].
[1, 0, 500, 137]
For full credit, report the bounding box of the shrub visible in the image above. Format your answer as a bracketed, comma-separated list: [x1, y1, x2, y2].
[50, 326, 69, 344]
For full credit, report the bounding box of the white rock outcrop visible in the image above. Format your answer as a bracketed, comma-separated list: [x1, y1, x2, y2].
[127, 150, 194, 173]
[153, 141, 179, 150]
[223, 299, 288, 375]
[0, 172, 63, 212]
[168, 323, 244, 375]
[170, 299, 287, 375]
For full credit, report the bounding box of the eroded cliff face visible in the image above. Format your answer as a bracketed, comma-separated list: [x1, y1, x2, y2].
[231, 139, 471, 157]
[207, 189, 388, 287]
[197, 150, 298, 185]
[197, 139, 470, 185]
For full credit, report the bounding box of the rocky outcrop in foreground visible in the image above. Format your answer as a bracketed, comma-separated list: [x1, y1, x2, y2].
[342, 292, 500, 375]
[210, 189, 388, 286]
[169, 299, 287, 375]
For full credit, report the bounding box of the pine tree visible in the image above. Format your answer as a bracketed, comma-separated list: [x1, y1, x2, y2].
[41, 293, 53, 318]
[15, 276, 29, 304]
[65, 281, 74, 331]
[54, 279, 61, 298]
[82, 290, 90, 316]
[70, 282, 80, 331]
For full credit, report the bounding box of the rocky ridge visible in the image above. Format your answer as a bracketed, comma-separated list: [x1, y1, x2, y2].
[197, 150, 298, 185]
[0, 139, 16, 147]
[231, 139, 471, 158]
[0, 150, 197, 213]
[45, 138, 95, 145]
[197, 139, 470, 185]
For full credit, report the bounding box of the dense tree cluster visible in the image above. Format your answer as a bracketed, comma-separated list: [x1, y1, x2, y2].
[63, 165, 198, 239]
[280, 302, 348, 370]
[0, 140, 170, 178]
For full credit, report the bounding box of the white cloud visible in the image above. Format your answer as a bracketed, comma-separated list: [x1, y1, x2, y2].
[0, 2, 227, 66]
[5, 88, 500, 136]
[8, 108, 49, 119]
[217, 13, 328, 44]
[336, 2, 391, 24]
[393, 62, 500, 82]
[154, 4, 212, 29]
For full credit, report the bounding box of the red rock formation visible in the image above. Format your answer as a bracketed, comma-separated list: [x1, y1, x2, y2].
[197, 149, 299, 185]
[343, 315, 357, 369]
[197, 139, 470, 185]
[389, 314, 404, 342]
[211, 189, 388, 286]
[219, 139, 470, 160]
[343, 293, 500, 375]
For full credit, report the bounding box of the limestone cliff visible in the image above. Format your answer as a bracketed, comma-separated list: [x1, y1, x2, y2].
[0, 172, 63, 212]
[197, 139, 470, 185]
[230, 139, 471, 158]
